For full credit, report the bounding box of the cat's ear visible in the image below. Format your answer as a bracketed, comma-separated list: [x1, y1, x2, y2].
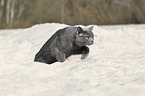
[77, 26, 83, 34]
[88, 26, 93, 31]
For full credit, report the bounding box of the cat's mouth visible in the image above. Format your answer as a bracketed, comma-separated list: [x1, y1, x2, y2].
[87, 39, 94, 45]
[84, 41, 94, 45]
[87, 42, 94, 45]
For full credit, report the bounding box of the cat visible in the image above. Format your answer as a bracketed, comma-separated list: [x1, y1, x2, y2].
[34, 26, 94, 64]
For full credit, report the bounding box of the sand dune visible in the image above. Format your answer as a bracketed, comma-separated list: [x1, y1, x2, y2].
[0, 23, 145, 96]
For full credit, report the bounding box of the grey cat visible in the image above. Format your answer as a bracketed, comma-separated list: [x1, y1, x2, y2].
[34, 26, 94, 64]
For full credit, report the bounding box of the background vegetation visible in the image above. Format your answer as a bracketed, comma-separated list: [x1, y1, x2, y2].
[0, 0, 145, 29]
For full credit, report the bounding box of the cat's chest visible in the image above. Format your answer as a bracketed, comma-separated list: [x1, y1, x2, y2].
[71, 45, 82, 51]
[61, 43, 81, 53]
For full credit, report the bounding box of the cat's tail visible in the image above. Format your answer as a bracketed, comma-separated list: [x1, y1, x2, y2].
[34, 52, 57, 64]
[34, 52, 45, 63]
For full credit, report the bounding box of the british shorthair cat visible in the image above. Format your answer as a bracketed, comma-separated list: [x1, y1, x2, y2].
[34, 26, 94, 64]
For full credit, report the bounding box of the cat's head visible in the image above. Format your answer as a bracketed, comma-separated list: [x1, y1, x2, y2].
[75, 26, 94, 46]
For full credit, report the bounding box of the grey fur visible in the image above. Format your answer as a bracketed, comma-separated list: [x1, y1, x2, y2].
[34, 26, 94, 64]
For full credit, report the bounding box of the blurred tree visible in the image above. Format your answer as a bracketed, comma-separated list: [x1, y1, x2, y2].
[0, 0, 27, 28]
[0, 0, 145, 29]
[0, 0, 7, 28]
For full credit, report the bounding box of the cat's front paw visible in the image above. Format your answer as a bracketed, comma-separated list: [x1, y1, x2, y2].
[81, 53, 89, 60]
[81, 46, 89, 60]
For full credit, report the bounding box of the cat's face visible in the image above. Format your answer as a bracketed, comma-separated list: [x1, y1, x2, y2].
[75, 26, 94, 46]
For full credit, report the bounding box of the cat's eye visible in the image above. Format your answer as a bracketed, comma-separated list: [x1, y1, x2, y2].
[86, 37, 89, 39]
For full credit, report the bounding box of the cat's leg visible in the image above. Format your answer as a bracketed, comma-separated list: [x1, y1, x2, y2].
[70, 46, 89, 60]
[81, 46, 89, 60]
[55, 50, 66, 62]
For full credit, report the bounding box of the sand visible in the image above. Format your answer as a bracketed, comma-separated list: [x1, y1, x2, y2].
[0, 23, 145, 96]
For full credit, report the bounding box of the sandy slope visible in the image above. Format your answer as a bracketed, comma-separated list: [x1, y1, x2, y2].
[0, 23, 145, 96]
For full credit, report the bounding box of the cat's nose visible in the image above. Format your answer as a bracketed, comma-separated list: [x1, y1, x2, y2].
[90, 40, 94, 44]
[90, 39, 93, 42]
